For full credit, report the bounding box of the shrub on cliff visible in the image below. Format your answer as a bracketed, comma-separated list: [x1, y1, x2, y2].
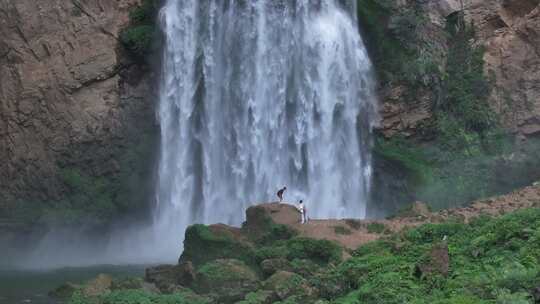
[120, 0, 158, 59]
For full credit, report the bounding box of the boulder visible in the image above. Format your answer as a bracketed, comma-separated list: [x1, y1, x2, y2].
[193, 259, 260, 303]
[145, 262, 196, 292]
[415, 242, 450, 278]
[263, 271, 317, 301]
[260, 258, 292, 277]
[180, 224, 256, 267]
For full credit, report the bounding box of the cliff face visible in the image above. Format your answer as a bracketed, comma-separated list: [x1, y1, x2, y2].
[374, 0, 540, 138]
[467, 0, 540, 136]
[0, 0, 156, 229]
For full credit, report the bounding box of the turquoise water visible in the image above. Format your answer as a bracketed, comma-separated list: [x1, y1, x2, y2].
[0, 265, 147, 304]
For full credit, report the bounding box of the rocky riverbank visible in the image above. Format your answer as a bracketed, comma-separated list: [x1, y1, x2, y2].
[52, 182, 540, 303]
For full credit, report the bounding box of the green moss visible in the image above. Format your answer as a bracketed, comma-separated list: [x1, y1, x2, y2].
[357, 0, 439, 94]
[243, 206, 298, 244]
[286, 238, 342, 265]
[196, 259, 257, 284]
[254, 244, 289, 263]
[320, 207, 540, 303]
[69, 289, 212, 304]
[180, 224, 256, 267]
[373, 136, 434, 187]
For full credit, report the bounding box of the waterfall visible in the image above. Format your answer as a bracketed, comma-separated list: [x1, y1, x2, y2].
[154, 0, 378, 258]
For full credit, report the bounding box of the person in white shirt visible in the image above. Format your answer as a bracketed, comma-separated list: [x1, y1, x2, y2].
[298, 200, 308, 224]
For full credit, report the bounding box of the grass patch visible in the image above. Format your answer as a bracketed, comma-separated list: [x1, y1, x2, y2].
[366, 222, 386, 234]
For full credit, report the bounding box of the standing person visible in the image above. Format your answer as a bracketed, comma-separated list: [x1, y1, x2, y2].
[277, 186, 287, 202]
[298, 200, 308, 224]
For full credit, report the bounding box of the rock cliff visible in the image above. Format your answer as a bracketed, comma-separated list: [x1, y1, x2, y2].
[0, 0, 157, 230]
[371, 0, 540, 138]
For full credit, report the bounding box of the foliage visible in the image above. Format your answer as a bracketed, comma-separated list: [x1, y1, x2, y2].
[120, 0, 158, 59]
[69, 289, 211, 304]
[365, 222, 387, 234]
[436, 13, 498, 154]
[196, 259, 256, 283]
[357, 0, 440, 92]
[313, 207, 540, 303]
[286, 238, 342, 265]
[376, 134, 540, 211]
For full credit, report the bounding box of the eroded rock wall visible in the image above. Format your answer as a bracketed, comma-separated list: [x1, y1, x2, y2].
[375, 0, 540, 138]
[0, 0, 156, 228]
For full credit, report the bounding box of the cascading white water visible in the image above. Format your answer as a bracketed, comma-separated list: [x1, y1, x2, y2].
[154, 0, 378, 258]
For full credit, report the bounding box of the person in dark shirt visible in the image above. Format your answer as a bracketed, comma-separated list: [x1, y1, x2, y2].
[277, 186, 287, 202]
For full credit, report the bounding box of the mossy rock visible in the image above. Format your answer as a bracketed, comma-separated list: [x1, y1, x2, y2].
[180, 224, 256, 267]
[263, 271, 317, 301]
[254, 244, 289, 263]
[289, 259, 322, 277]
[193, 259, 260, 303]
[235, 290, 277, 304]
[145, 262, 196, 292]
[286, 237, 342, 265]
[260, 258, 293, 277]
[243, 204, 298, 243]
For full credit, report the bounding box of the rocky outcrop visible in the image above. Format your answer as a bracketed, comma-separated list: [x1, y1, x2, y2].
[464, 0, 540, 136]
[0, 0, 156, 228]
[373, 0, 540, 138]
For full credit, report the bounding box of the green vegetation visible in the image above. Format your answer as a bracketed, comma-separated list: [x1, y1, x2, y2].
[286, 238, 342, 265]
[375, 135, 540, 211]
[366, 222, 386, 234]
[36, 130, 157, 227]
[437, 13, 498, 153]
[65, 207, 540, 303]
[180, 224, 257, 267]
[70, 289, 211, 304]
[357, 0, 440, 93]
[315, 208, 540, 303]
[372, 14, 539, 211]
[120, 0, 159, 59]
